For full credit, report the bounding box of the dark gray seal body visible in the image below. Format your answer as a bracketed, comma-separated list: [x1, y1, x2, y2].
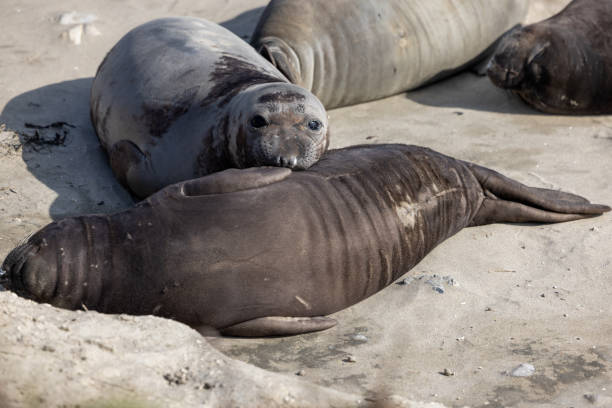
[487, 0, 612, 114]
[251, 0, 529, 109]
[91, 17, 329, 198]
[2, 144, 608, 336]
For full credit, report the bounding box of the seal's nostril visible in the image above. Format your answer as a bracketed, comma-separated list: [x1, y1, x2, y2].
[277, 156, 298, 168]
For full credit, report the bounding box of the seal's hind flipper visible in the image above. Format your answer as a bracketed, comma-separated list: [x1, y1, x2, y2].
[219, 316, 337, 337]
[181, 167, 291, 196]
[466, 163, 610, 226]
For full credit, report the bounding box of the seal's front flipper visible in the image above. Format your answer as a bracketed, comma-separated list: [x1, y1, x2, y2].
[181, 167, 291, 196]
[467, 163, 610, 226]
[109, 140, 160, 198]
[255, 38, 301, 84]
[220, 316, 337, 337]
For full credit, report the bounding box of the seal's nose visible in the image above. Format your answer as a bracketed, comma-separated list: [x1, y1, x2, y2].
[2, 242, 55, 301]
[487, 58, 524, 90]
[277, 155, 298, 169]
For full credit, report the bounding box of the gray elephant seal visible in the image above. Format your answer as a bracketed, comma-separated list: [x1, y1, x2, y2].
[487, 0, 612, 114]
[2, 144, 608, 336]
[91, 17, 329, 198]
[251, 0, 529, 109]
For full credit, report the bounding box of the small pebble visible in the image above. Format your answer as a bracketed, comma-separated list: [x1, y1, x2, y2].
[295, 370, 305, 376]
[485, 307, 493, 312]
[352, 334, 368, 342]
[510, 363, 535, 377]
[396, 277, 414, 285]
[540, 293, 546, 298]
[584, 393, 598, 403]
[440, 368, 455, 376]
[343, 355, 357, 363]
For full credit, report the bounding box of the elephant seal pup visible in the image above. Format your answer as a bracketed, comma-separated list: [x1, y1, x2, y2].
[487, 0, 612, 114]
[2, 144, 608, 336]
[251, 0, 529, 109]
[91, 17, 329, 198]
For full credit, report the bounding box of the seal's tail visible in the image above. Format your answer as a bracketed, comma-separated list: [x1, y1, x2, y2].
[466, 163, 610, 226]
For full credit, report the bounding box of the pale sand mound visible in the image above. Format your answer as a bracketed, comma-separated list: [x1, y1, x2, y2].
[0, 291, 444, 408]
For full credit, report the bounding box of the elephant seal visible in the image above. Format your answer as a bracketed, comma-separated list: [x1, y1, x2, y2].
[2, 144, 608, 336]
[251, 0, 529, 109]
[487, 0, 612, 114]
[91, 17, 329, 198]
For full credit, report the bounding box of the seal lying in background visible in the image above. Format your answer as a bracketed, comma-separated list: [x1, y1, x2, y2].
[91, 17, 329, 198]
[251, 0, 529, 109]
[487, 0, 612, 114]
[2, 144, 608, 337]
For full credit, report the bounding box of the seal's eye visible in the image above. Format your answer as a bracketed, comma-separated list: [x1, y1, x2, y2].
[250, 115, 268, 129]
[308, 120, 322, 131]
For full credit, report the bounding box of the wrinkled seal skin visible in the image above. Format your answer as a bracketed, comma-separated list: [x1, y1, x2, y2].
[91, 17, 329, 198]
[251, 0, 529, 109]
[487, 0, 612, 114]
[2, 144, 609, 337]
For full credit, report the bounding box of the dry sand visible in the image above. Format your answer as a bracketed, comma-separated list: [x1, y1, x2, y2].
[1, 0, 611, 407]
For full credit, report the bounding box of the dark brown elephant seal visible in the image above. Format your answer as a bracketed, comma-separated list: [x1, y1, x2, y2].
[251, 0, 529, 109]
[2, 144, 608, 336]
[487, 0, 612, 114]
[91, 17, 329, 198]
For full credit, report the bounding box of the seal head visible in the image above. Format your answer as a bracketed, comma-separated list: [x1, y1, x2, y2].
[225, 82, 329, 170]
[487, 0, 612, 115]
[487, 27, 550, 91]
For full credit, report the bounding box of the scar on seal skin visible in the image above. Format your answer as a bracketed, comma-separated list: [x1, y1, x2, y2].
[2, 144, 608, 336]
[90, 17, 329, 198]
[487, 0, 612, 114]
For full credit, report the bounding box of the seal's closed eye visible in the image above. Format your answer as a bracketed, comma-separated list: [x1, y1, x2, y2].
[181, 167, 292, 196]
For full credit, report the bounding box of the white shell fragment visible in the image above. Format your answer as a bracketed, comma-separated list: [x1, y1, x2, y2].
[58, 11, 97, 25]
[67, 25, 83, 45]
[58, 11, 100, 45]
[510, 363, 535, 377]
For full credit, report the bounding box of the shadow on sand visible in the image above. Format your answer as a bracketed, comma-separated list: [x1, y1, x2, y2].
[219, 6, 265, 41]
[0, 8, 266, 221]
[405, 72, 542, 115]
[0, 77, 134, 220]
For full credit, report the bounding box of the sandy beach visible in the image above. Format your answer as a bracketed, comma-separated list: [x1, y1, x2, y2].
[1, 0, 610, 407]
